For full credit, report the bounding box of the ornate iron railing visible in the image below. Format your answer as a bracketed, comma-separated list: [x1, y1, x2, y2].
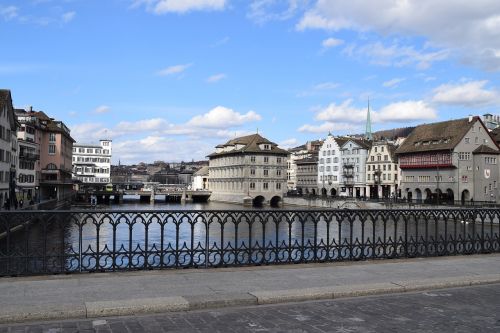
[0, 209, 499, 276]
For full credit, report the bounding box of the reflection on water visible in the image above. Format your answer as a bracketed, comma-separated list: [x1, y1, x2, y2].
[1, 201, 499, 276]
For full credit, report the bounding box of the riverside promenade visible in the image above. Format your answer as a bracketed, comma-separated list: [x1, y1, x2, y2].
[0, 254, 499, 324]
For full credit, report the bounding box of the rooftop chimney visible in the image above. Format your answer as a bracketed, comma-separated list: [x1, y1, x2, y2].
[469, 115, 473, 122]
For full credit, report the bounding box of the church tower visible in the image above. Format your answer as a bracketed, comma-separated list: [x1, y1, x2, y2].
[365, 99, 373, 141]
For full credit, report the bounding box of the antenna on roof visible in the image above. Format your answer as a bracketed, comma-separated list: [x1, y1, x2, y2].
[256, 127, 259, 134]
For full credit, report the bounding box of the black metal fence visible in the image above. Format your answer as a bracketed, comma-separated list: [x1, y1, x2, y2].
[0, 209, 499, 276]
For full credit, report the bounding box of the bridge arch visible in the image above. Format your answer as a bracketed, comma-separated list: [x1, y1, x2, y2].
[270, 196, 282, 207]
[253, 195, 265, 207]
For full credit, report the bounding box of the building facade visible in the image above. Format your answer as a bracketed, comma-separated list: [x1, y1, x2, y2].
[286, 140, 322, 190]
[318, 134, 344, 196]
[33, 112, 75, 200]
[396, 116, 500, 204]
[339, 139, 370, 197]
[0, 90, 17, 208]
[208, 134, 288, 206]
[16, 108, 41, 203]
[365, 141, 399, 199]
[191, 166, 209, 190]
[72, 140, 112, 189]
[295, 157, 318, 195]
[483, 113, 500, 131]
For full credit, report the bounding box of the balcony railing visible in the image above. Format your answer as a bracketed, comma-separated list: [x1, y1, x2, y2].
[19, 152, 40, 160]
[1, 209, 498, 276]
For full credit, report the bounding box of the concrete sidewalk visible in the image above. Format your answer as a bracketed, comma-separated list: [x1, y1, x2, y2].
[1, 254, 499, 324]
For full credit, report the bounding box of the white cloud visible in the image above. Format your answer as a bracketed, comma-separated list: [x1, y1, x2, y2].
[70, 105, 265, 163]
[0, 6, 18, 21]
[383, 78, 405, 88]
[113, 136, 214, 163]
[322, 37, 344, 49]
[278, 138, 299, 149]
[248, 0, 305, 24]
[115, 118, 169, 132]
[313, 82, 339, 90]
[187, 106, 262, 128]
[342, 41, 449, 70]
[303, 99, 437, 134]
[315, 99, 368, 124]
[296, 0, 500, 71]
[94, 105, 111, 114]
[61, 11, 75, 23]
[432, 80, 500, 107]
[156, 63, 192, 76]
[134, 0, 227, 14]
[377, 100, 437, 122]
[206, 73, 227, 83]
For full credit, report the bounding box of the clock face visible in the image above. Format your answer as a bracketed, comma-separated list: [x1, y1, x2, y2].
[484, 169, 491, 179]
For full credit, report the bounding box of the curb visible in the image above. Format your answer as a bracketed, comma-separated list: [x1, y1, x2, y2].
[1, 275, 499, 324]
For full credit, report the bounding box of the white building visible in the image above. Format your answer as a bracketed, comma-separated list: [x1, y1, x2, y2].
[191, 166, 209, 190]
[339, 138, 370, 197]
[317, 134, 344, 196]
[0, 90, 17, 208]
[208, 134, 288, 206]
[72, 140, 112, 188]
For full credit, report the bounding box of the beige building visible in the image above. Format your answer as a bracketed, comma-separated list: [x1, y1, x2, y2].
[396, 116, 500, 204]
[365, 141, 400, 199]
[208, 134, 288, 206]
[295, 157, 318, 195]
[286, 140, 322, 190]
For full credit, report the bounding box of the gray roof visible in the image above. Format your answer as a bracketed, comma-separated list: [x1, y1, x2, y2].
[396, 117, 478, 154]
[194, 165, 209, 176]
[0, 89, 16, 130]
[207, 133, 288, 158]
[473, 144, 500, 155]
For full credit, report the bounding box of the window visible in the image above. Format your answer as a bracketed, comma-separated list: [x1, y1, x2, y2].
[48, 144, 56, 155]
[371, 156, 374, 161]
[250, 182, 256, 190]
[264, 157, 269, 163]
[250, 169, 256, 175]
[46, 163, 57, 170]
[277, 157, 282, 163]
[276, 183, 281, 190]
[384, 155, 388, 161]
[263, 183, 269, 190]
[263, 169, 269, 177]
[49, 133, 56, 142]
[462, 175, 468, 183]
[277, 170, 282, 176]
[250, 156, 256, 163]
[465, 138, 470, 144]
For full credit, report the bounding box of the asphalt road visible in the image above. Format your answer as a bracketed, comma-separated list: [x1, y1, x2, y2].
[1, 283, 499, 333]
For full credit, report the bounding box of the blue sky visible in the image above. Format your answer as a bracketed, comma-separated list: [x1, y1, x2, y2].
[1, 0, 499, 163]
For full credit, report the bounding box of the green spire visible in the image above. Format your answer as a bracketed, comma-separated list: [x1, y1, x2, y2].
[365, 98, 373, 141]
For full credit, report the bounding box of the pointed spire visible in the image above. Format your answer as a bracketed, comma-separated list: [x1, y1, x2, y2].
[365, 98, 373, 141]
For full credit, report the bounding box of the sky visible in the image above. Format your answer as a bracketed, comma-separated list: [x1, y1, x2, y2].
[1, 0, 500, 164]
